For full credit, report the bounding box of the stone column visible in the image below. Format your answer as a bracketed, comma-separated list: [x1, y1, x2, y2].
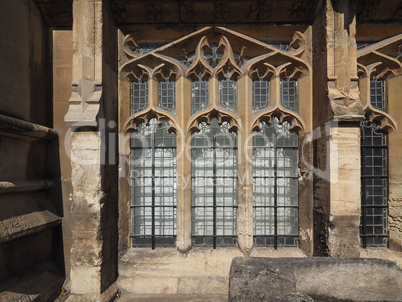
[237, 76, 253, 254]
[65, 0, 119, 300]
[312, 0, 364, 257]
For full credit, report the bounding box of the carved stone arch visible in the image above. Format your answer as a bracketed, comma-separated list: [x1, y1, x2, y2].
[186, 36, 214, 80]
[187, 108, 240, 134]
[122, 34, 141, 59]
[120, 53, 186, 81]
[358, 51, 402, 77]
[357, 63, 369, 78]
[251, 107, 305, 134]
[243, 51, 310, 79]
[289, 31, 306, 58]
[214, 36, 242, 80]
[123, 108, 180, 134]
[364, 107, 397, 132]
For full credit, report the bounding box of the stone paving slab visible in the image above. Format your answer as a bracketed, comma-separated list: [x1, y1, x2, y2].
[117, 294, 227, 302]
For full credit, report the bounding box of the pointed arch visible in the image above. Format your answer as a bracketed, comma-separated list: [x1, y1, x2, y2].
[123, 107, 180, 134]
[251, 107, 305, 134]
[187, 108, 240, 134]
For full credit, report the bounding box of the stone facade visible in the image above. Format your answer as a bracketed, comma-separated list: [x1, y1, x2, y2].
[0, 0, 401, 301]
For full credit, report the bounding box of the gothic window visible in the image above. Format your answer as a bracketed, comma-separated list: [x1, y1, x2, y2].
[131, 78, 148, 114]
[130, 119, 177, 249]
[219, 73, 237, 112]
[122, 27, 309, 251]
[192, 74, 209, 114]
[192, 118, 237, 248]
[281, 78, 298, 112]
[360, 121, 388, 247]
[159, 75, 176, 114]
[252, 78, 270, 112]
[253, 118, 299, 248]
[370, 76, 385, 111]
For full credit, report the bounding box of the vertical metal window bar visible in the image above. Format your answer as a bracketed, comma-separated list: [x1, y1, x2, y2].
[280, 78, 298, 112]
[252, 78, 270, 112]
[219, 73, 237, 112]
[192, 118, 237, 248]
[253, 118, 298, 248]
[131, 78, 148, 115]
[192, 74, 209, 114]
[370, 77, 385, 111]
[131, 119, 177, 249]
[360, 121, 388, 247]
[159, 75, 176, 114]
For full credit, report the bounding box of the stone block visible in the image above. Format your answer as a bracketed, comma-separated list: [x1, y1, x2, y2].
[131, 277, 178, 295]
[229, 257, 402, 302]
[70, 266, 101, 295]
[178, 277, 228, 294]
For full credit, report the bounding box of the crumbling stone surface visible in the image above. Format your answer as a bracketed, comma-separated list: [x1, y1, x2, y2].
[229, 257, 402, 302]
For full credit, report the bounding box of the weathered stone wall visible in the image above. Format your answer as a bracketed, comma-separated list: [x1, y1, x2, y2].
[0, 0, 64, 300]
[53, 30, 74, 289]
[388, 74, 402, 250]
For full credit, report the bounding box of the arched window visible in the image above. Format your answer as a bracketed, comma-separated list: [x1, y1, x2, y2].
[130, 118, 177, 249]
[252, 77, 270, 112]
[159, 75, 176, 114]
[360, 122, 388, 247]
[253, 117, 298, 248]
[192, 73, 209, 114]
[131, 78, 148, 114]
[191, 118, 237, 248]
[280, 77, 298, 112]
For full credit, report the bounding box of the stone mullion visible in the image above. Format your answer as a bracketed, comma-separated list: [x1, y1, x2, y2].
[210, 77, 219, 107]
[237, 76, 253, 254]
[270, 76, 281, 107]
[148, 78, 159, 109]
[176, 77, 192, 252]
[358, 76, 370, 108]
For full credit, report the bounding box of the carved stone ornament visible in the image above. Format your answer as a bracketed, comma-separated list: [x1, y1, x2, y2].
[357, 33, 402, 131]
[120, 26, 310, 134]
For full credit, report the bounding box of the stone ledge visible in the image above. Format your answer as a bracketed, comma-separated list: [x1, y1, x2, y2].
[229, 257, 402, 302]
[65, 282, 119, 302]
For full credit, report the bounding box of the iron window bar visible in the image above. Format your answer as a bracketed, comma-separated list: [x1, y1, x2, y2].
[360, 121, 388, 248]
[192, 74, 209, 114]
[131, 78, 148, 115]
[370, 76, 385, 111]
[280, 78, 298, 113]
[192, 118, 238, 248]
[252, 78, 270, 112]
[130, 120, 177, 249]
[159, 75, 176, 114]
[253, 119, 299, 248]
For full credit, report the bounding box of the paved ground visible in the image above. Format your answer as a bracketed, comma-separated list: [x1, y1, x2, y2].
[116, 294, 227, 302]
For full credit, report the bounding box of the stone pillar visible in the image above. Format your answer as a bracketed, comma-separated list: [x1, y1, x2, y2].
[312, 0, 364, 257]
[65, 0, 119, 300]
[237, 76, 253, 254]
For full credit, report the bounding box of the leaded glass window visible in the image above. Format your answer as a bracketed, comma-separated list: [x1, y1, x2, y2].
[281, 78, 298, 112]
[192, 118, 237, 248]
[360, 121, 388, 247]
[131, 79, 148, 114]
[219, 73, 237, 112]
[252, 78, 270, 112]
[159, 75, 176, 114]
[253, 117, 298, 248]
[370, 76, 385, 111]
[192, 75, 209, 114]
[130, 118, 177, 249]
